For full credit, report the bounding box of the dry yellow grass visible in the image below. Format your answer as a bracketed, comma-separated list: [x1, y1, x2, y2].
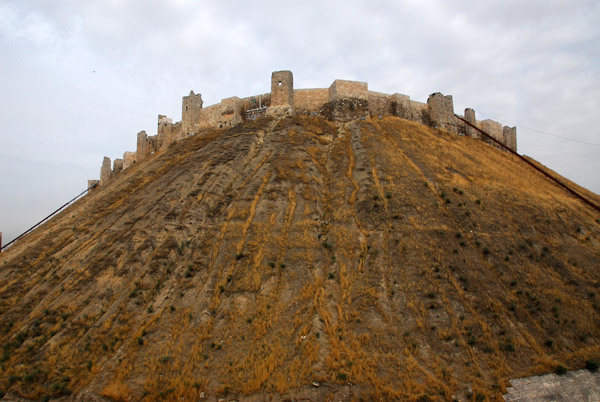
[0, 116, 598, 401]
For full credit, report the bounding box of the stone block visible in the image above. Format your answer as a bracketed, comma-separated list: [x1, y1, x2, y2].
[392, 94, 427, 122]
[123, 152, 136, 170]
[136, 130, 149, 161]
[368, 91, 394, 117]
[427, 92, 457, 133]
[220, 96, 243, 126]
[320, 98, 369, 122]
[481, 119, 503, 143]
[271, 70, 294, 107]
[182, 90, 203, 135]
[503, 126, 517, 151]
[502, 369, 600, 402]
[112, 159, 123, 174]
[100, 156, 112, 185]
[464, 108, 479, 139]
[158, 114, 183, 150]
[158, 115, 172, 125]
[329, 79, 368, 101]
[293, 89, 329, 113]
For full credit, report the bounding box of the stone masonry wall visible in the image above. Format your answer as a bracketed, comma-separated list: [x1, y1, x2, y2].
[123, 152, 136, 170]
[92, 70, 517, 186]
[427, 92, 458, 134]
[391, 94, 428, 124]
[368, 91, 394, 117]
[99, 157, 112, 185]
[192, 97, 243, 131]
[271, 71, 294, 107]
[194, 103, 220, 131]
[112, 159, 123, 175]
[503, 369, 600, 401]
[136, 131, 149, 162]
[220, 97, 243, 126]
[464, 108, 479, 139]
[480, 119, 504, 145]
[329, 79, 368, 101]
[503, 126, 517, 151]
[182, 91, 203, 136]
[293, 89, 329, 114]
[460, 109, 517, 152]
[321, 98, 370, 122]
[157, 115, 183, 151]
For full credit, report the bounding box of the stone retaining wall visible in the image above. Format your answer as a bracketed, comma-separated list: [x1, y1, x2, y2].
[503, 369, 600, 402]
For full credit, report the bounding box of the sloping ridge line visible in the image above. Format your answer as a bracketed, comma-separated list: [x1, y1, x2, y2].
[456, 115, 600, 214]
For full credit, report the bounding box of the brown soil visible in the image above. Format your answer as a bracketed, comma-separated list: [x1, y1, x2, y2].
[0, 115, 599, 402]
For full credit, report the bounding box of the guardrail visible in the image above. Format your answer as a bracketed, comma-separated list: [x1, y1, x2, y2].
[0, 182, 98, 253]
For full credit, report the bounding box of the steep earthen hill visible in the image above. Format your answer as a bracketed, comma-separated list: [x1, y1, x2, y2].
[0, 116, 599, 402]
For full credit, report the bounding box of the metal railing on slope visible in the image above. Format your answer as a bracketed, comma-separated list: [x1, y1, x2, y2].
[0, 182, 98, 253]
[456, 115, 600, 214]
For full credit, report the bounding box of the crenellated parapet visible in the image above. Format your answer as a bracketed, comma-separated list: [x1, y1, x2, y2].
[91, 70, 517, 187]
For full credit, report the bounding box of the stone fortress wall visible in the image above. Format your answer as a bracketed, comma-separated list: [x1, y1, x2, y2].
[95, 70, 517, 186]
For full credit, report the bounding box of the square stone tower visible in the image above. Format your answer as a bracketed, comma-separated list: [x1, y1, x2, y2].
[464, 108, 479, 139]
[503, 126, 517, 151]
[271, 71, 294, 107]
[182, 91, 203, 135]
[427, 92, 457, 134]
[100, 156, 112, 185]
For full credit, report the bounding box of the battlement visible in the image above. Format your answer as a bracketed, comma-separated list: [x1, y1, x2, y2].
[92, 70, 517, 186]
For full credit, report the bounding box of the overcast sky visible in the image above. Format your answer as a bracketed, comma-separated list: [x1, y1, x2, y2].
[1, 0, 599, 244]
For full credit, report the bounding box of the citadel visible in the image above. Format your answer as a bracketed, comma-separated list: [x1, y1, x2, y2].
[92, 70, 517, 187]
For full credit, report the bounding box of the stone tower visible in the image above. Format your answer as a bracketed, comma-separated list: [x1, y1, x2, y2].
[270, 70, 294, 107]
[503, 126, 517, 152]
[427, 92, 457, 134]
[182, 91, 203, 135]
[464, 108, 479, 139]
[136, 131, 149, 162]
[100, 156, 112, 185]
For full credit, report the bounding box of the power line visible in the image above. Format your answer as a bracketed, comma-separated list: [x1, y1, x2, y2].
[476, 111, 600, 148]
[456, 115, 600, 213]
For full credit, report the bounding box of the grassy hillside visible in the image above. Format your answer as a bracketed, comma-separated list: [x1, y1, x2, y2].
[0, 115, 599, 401]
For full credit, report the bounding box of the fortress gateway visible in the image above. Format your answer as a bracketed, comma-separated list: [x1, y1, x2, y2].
[92, 70, 516, 186]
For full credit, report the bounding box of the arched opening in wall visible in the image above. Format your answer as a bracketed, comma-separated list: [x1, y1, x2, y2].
[278, 81, 282, 86]
[185, 106, 188, 111]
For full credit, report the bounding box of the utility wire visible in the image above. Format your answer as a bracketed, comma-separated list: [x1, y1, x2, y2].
[456, 115, 600, 214]
[476, 111, 600, 148]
